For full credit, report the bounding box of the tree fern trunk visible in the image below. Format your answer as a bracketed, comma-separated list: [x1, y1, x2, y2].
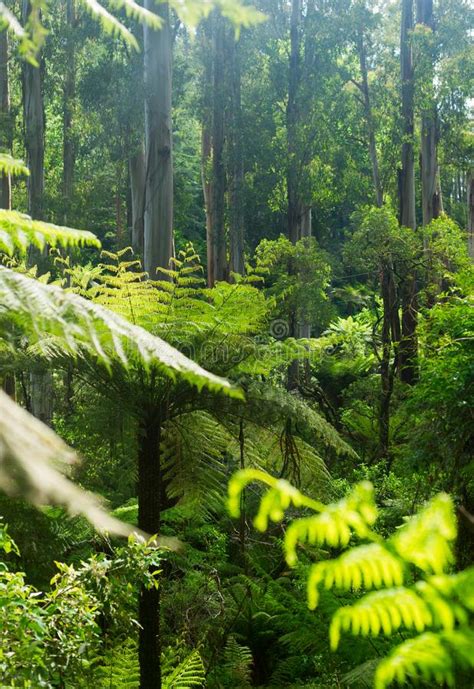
[138, 412, 162, 689]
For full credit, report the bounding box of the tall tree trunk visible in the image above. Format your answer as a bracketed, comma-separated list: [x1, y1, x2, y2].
[130, 142, 146, 256]
[287, 0, 301, 246]
[0, 27, 11, 210]
[22, 0, 45, 222]
[200, 23, 215, 287]
[63, 0, 75, 221]
[229, 34, 245, 278]
[417, 0, 442, 226]
[468, 173, 474, 260]
[211, 13, 227, 283]
[138, 411, 162, 689]
[358, 32, 383, 208]
[398, 0, 418, 385]
[144, 1, 173, 279]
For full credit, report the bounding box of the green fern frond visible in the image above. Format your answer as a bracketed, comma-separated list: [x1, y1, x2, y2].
[374, 629, 474, 689]
[220, 636, 253, 687]
[0, 154, 29, 177]
[307, 544, 405, 609]
[162, 649, 205, 689]
[284, 481, 377, 566]
[80, 0, 141, 50]
[390, 493, 456, 574]
[0, 210, 100, 256]
[0, 267, 240, 398]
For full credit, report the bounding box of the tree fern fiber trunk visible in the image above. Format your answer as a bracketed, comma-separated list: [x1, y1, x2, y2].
[138, 413, 162, 689]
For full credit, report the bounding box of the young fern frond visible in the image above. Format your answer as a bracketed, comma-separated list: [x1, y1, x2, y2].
[374, 630, 474, 689]
[162, 649, 205, 689]
[0, 154, 29, 177]
[0, 210, 100, 256]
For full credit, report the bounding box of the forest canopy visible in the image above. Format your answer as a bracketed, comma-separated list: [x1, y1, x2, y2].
[0, 0, 472, 688]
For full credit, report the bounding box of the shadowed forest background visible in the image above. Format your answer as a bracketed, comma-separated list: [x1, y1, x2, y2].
[0, 1, 473, 688]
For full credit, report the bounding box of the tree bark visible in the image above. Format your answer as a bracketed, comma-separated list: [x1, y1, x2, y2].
[417, 0, 442, 226]
[211, 13, 227, 283]
[287, 0, 302, 246]
[0, 27, 11, 210]
[144, 1, 173, 279]
[228, 34, 245, 278]
[468, 173, 474, 260]
[63, 0, 76, 221]
[138, 412, 162, 689]
[200, 22, 215, 287]
[399, 0, 418, 385]
[130, 142, 146, 256]
[358, 32, 383, 208]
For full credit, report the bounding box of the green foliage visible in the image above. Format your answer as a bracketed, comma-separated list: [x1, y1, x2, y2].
[0, 153, 29, 177]
[229, 472, 474, 688]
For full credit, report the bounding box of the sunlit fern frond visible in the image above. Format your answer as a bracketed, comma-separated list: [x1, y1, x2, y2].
[307, 543, 405, 609]
[80, 0, 160, 50]
[0, 154, 29, 177]
[284, 481, 377, 566]
[374, 629, 474, 689]
[0, 390, 134, 536]
[162, 649, 205, 689]
[161, 412, 231, 516]
[0, 267, 240, 398]
[0, 210, 100, 257]
[389, 493, 456, 574]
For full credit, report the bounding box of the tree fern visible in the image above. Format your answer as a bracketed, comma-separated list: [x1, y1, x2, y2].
[228, 472, 474, 688]
[0, 154, 29, 177]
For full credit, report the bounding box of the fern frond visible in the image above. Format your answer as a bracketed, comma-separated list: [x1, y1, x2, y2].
[162, 649, 205, 689]
[0, 154, 29, 177]
[390, 493, 456, 574]
[307, 544, 405, 609]
[80, 0, 140, 49]
[0, 390, 134, 536]
[0, 210, 100, 256]
[374, 630, 474, 689]
[284, 481, 377, 566]
[0, 268, 241, 398]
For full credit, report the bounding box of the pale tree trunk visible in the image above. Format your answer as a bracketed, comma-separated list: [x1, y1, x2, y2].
[228, 34, 245, 278]
[22, 0, 45, 221]
[398, 0, 418, 385]
[0, 28, 11, 210]
[468, 173, 474, 260]
[357, 31, 383, 208]
[200, 23, 215, 286]
[144, 1, 173, 280]
[63, 0, 76, 221]
[211, 13, 227, 283]
[22, 1, 52, 424]
[417, 0, 442, 226]
[287, 0, 301, 246]
[129, 142, 146, 255]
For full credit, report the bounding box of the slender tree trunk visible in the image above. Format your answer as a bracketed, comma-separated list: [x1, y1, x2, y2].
[130, 143, 146, 256]
[379, 267, 395, 465]
[417, 0, 442, 226]
[211, 13, 227, 283]
[138, 411, 162, 689]
[287, 0, 301, 246]
[0, 28, 11, 210]
[358, 32, 383, 208]
[229, 35, 245, 278]
[468, 173, 474, 260]
[63, 0, 76, 221]
[144, 1, 173, 279]
[200, 23, 215, 286]
[398, 0, 418, 385]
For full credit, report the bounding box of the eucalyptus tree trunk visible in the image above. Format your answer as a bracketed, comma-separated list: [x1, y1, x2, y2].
[0, 28, 11, 210]
[143, 1, 173, 279]
[228, 34, 245, 278]
[287, 0, 302, 246]
[358, 31, 383, 208]
[22, 0, 45, 222]
[200, 22, 215, 286]
[22, 1, 52, 424]
[63, 0, 76, 220]
[398, 0, 418, 385]
[211, 13, 227, 283]
[129, 143, 146, 255]
[417, 0, 442, 226]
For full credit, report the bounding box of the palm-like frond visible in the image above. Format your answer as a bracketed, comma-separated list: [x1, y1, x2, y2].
[0, 210, 100, 256]
[0, 154, 29, 177]
[0, 267, 241, 397]
[0, 390, 132, 536]
[162, 649, 206, 689]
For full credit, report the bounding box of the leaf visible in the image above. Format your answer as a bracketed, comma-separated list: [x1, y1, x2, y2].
[0, 154, 30, 178]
